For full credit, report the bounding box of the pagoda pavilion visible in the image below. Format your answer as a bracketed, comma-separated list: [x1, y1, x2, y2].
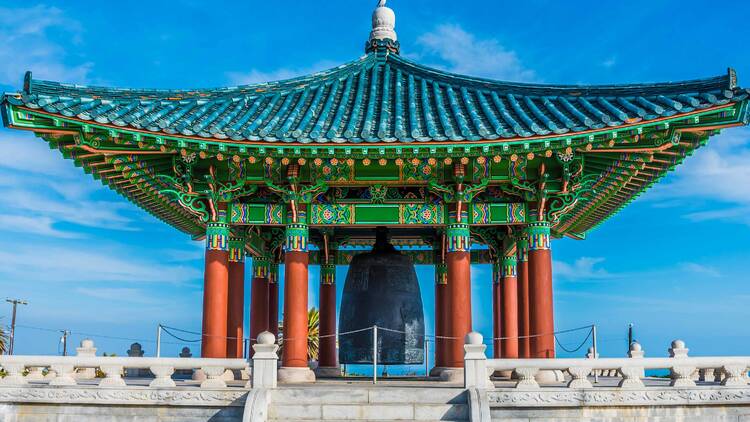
[2, 2, 748, 382]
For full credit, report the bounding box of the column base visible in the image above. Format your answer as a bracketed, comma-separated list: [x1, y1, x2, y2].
[429, 366, 447, 378]
[278, 366, 316, 384]
[438, 367, 464, 383]
[315, 366, 342, 378]
[535, 369, 565, 384]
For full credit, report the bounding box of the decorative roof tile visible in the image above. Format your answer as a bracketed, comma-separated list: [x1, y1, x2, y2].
[3, 51, 745, 145]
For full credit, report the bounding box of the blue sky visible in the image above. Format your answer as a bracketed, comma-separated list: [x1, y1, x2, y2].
[1, 1, 749, 361]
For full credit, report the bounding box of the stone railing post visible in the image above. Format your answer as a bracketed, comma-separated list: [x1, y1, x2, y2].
[252, 331, 279, 389]
[464, 332, 492, 389]
[628, 341, 644, 359]
[619, 341, 645, 388]
[668, 340, 696, 387]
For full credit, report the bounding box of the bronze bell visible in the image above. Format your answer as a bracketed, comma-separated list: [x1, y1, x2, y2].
[338, 227, 425, 365]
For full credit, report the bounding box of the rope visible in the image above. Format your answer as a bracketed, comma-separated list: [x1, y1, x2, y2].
[378, 324, 594, 342]
[554, 327, 593, 353]
[159, 325, 201, 336]
[160, 326, 201, 343]
[14, 324, 186, 346]
[161, 325, 247, 340]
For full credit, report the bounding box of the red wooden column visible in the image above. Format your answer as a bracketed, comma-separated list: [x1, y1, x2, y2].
[528, 222, 555, 358]
[279, 221, 315, 382]
[500, 237, 519, 359]
[445, 223, 472, 368]
[516, 234, 531, 358]
[248, 257, 270, 357]
[201, 205, 230, 358]
[267, 262, 279, 338]
[433, 261, 448, 372]
[492, 263, 502, 358]
[318, 257, 338, 374]
[226, 237, 246, 358]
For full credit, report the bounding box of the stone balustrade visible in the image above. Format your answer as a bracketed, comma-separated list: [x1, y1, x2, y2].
[0, 356, 249, 388]
[463, 332, 747, 390]
[0, 331, 280, 390]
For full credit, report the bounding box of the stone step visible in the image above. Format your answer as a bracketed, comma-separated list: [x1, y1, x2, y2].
[268, 419, 468, 422]
[271, 387, 468, 405]
[269, 403, 469, 421]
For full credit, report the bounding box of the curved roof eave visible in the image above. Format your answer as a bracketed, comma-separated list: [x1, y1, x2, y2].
[2, 52, 747, 145]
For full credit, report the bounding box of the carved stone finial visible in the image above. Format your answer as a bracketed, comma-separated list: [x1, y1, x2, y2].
[628, 341, 644, 358]
[370, 0, 396, 42]
[366, 0, 400, 54]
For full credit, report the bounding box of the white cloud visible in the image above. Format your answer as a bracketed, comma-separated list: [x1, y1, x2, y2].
[0, 214, 81, 239]
[650, 128, 750, 225]
[226, 60, 339, 85]
[553, 257, 611, 281]
[0, 5, 92, 86]
[75, 287, 159, 305]
[0, 132, 77, 178]
[162, 242, 205, 263]
[601, 56, 617, 68]
[0, 245, 201, 284]
[414, 24, 536, 82]
[0, 188, 136, 231]
[678, 262, 721, 278]
[0, 132, 141, 234]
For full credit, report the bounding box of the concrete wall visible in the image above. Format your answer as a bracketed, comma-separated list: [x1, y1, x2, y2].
[0, 386, 247, 422]
[0, 403, 242, 422]
[487, 386, 750, 422]
[491, 405, 750, 421]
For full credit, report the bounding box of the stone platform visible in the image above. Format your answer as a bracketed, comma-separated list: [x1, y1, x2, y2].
[4, 377, 750, 421]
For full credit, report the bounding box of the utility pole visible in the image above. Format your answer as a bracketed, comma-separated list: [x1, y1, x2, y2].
[60, 330, 70, 356]
[5, 298, 28, 355]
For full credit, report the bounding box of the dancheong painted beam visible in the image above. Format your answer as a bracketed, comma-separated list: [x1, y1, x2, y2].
[1, 4, 748, 250]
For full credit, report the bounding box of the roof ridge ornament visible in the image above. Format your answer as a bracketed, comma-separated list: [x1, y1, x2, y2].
[366, 0, 400, 55]
[728, 67, 738, 90]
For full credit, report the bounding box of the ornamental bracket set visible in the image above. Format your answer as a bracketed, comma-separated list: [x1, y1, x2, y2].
[428, 163, 490, 223]
[264, 164, 329, 223]
[157, 163, 258, 223]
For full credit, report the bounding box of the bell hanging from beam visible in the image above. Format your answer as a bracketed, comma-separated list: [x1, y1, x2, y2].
[338, 227, 425, 365]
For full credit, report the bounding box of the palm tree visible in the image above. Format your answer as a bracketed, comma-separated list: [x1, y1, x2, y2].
[0, 319, 8, 355]
[277, 308, 320, 362]
[306, 308, 320, 361]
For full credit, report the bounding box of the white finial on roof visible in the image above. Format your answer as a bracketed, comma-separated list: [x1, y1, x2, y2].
[369, 0, 397, 43]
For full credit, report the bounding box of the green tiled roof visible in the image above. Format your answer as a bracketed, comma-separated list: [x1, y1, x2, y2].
[4, 49, 747, 145]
